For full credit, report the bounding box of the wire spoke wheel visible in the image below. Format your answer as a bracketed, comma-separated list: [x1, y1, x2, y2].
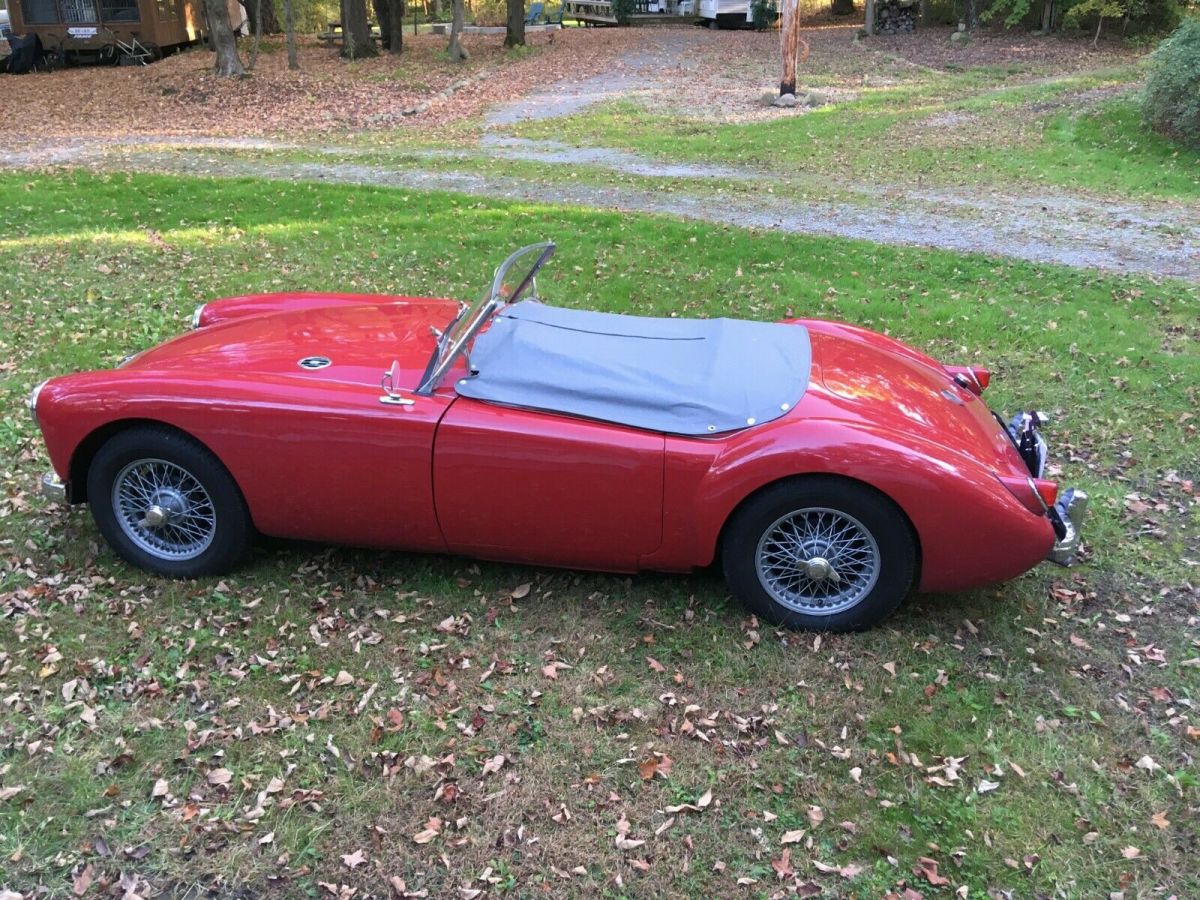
[112, 458, 217, 561]
[754, 507, 880, 616]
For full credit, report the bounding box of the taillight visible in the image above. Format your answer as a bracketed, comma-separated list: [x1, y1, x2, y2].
[998, 475, 1058, 515]
[946, 365, 991, 395]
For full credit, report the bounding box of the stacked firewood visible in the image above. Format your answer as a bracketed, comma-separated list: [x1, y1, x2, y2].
[874, 0, 918, 34]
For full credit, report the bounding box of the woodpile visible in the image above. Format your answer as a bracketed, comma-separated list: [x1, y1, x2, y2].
[874, 0, 918, 34]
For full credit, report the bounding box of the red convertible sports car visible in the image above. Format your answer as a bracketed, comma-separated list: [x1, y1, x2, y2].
[29, 243, 1086, 631]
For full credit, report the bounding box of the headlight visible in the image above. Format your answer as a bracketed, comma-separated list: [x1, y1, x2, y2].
[27, 378, 49, 426]
[191, 303, 207, 329]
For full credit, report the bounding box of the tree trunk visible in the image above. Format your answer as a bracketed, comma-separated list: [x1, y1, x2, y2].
[341, 0, 378, 57]
[831, 0, 853, 13]
[447, 0, 468, 60]
[249, 0, 263, 70]
[374, 0, 407, 50]
[779, 0, 799, 95]
[389, 0, 404, 51]
[245, 0, 282, 34]
[282, 0, 299, 68]
[863, 0, 875, 34]
[964, 0, 979, 29]
[505, 0, 525, 46]
[1040, 0, 1053, 31]
[1092, 14, 1103, 46]
[373, 0, 393, 48]
[202, 0, 247, 75]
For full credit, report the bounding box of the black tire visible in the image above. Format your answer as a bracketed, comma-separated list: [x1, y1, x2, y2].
[87, 426, 253, 578]
[721, 477, 917, 632]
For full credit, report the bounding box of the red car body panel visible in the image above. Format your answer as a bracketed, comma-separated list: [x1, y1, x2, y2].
[435, 399, 665, 571]
[34, 291, 1057, 594]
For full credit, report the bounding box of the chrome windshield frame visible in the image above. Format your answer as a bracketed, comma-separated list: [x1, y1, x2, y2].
[415, 241, 555, 396]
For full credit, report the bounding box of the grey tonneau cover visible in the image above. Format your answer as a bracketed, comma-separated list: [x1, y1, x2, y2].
[453, 301, 811, 436]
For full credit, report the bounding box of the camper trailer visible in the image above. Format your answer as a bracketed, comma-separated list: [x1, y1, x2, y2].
[698, 0, 753, 27]
[5, 0, 205, 65]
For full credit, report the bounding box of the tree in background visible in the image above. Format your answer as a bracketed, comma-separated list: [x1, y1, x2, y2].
[341, 0, 378, 57]
[249, 0, 264, 70]
[373, 0, 405, 52]
[202, 0, 247, 75]
[244, 0, 281, 35]
[282, 0, 299, 68]
[1064, 0, 1124, 44]
[505, 0, 526, 47]
[448, 0, 468, 59]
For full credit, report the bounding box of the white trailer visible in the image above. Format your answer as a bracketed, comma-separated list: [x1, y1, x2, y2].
[698, 0, 753, 27]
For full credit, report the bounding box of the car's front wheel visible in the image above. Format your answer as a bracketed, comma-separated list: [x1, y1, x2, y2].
[87, 426, 253, 577]
[722, 477, 917, 632]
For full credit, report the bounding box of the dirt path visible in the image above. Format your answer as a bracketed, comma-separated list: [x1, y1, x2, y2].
[3, 29, 1196, 281]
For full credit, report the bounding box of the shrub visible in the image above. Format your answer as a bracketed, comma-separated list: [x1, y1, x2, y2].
[1142, 17, 1200, 148]
[751, 0, 776, 29]
[611, 0, 636, 23]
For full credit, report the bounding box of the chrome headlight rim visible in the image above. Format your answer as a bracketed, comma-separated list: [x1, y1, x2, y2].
[191, 303, 207, 329]
[27, 378, 49, 425]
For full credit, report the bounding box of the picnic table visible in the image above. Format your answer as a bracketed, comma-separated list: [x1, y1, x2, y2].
[318, 22, 384, 45]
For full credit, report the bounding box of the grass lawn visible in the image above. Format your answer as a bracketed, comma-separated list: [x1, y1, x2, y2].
[509, 72, 1200, 202]
[0, 171, 1197, 898]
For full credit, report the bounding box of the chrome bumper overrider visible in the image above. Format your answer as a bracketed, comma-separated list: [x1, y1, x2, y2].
[41, 473, 66, 503]
[1047, 487, 1088, 566]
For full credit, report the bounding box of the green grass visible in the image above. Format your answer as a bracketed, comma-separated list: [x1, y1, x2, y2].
[509, 75, 1200, 201]
[0, 171, 1197, 898]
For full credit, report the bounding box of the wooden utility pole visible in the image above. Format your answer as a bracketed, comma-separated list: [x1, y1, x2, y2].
[779, 0, 800, 95]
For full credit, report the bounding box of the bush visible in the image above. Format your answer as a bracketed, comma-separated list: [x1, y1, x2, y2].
[611, 0, 636, 23]
[751, 0, 776, 29]
[1142, 17, 1200, 148]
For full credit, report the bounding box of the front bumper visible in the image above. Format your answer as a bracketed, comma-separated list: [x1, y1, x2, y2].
[1047, 487, 1088, 566]
[41, 472, 67, 503]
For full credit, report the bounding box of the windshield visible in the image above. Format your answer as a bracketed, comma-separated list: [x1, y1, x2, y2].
[416, 241, 556, 395]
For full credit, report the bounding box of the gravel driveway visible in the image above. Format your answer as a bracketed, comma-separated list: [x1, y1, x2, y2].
[4, 28, 1197, 281]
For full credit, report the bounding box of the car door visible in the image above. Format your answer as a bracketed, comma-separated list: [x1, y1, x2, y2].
[433, 398, 665, 572]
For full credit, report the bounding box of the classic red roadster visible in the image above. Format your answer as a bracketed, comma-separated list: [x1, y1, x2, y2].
[29, 243, 1086, 631]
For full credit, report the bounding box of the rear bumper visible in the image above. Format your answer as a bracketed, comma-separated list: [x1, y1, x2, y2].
[1046, 487, 1087, 566]
[41, 472, 66, 503]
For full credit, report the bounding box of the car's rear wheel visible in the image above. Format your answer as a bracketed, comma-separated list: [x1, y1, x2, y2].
[722, 477, 916, 631]
[87, 426, 252, 577]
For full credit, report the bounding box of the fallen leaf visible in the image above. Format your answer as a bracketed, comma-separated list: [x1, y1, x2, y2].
[0, 785, 26, 802]
[72, 863, 94, 896]
[152, 778, 169, 799]
[772, 849, 794, 878]
[806, 805, 824, 827]
[206, 768, 232, 786]
[341, 849, 367, 869]
[914, 856, 950, 886]
[664, 788, 713, 814]
[334, 670, 354, 687]
[413, 817, 443, 844]
[781, 829, 806, 845]
[1122, 846, 1141, 859]
[646, 657, 666, 674]
[1150, 810, 1170, 830]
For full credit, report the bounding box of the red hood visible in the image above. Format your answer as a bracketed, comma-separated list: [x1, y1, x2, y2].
[802, 325, 1024, 474]
[126, 298, 460, 392]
